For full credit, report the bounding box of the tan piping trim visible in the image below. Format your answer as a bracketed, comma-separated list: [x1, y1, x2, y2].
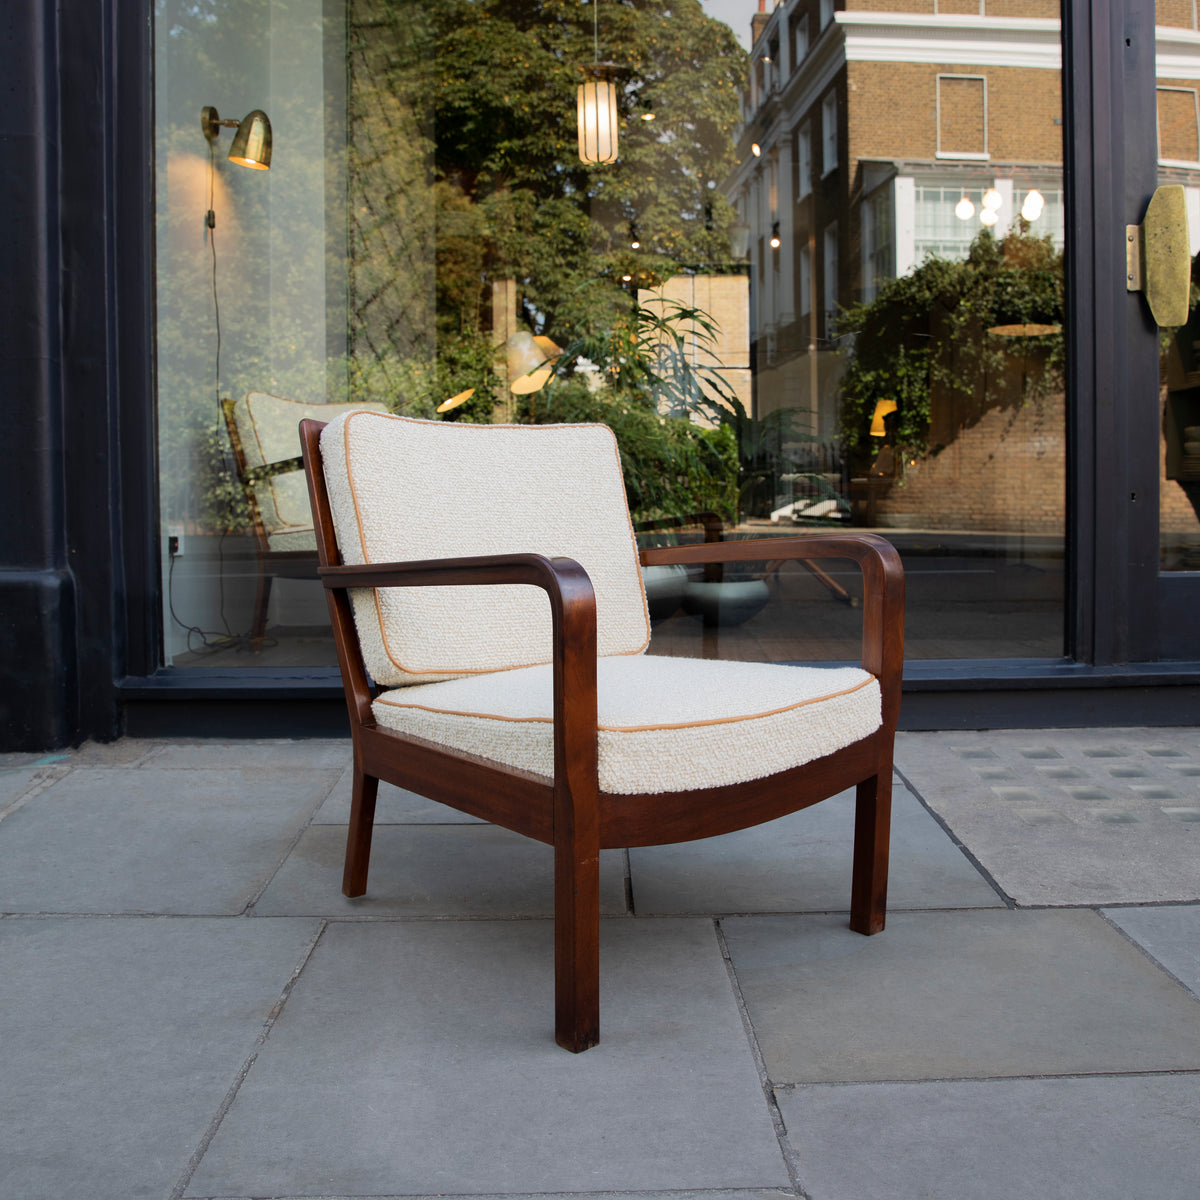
[340, 411, 651, 677]
[375, 675, 877, 731]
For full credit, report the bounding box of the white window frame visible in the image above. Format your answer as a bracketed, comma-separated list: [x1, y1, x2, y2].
[792, 12, 809, 67]
[935, 74, 989, 162]
[823, 222, 839, 335]
[822, 91, 838, 177]
[797, 122, 812, 200]
[1157, 86, 1200, 168]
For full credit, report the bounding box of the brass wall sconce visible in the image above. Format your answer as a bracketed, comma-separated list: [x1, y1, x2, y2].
[201, 106, 273, 170]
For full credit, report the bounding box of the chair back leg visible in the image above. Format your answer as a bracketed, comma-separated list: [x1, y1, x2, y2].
[849, 766, 892, 935]
[343, 764, 380, 898]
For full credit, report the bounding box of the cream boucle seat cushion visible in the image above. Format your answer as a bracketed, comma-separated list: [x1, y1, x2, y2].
[320, 412, 650, 687]
[373, 656, 881, 795]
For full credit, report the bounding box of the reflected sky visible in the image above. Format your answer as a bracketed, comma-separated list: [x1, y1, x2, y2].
[700, 0, 753, 50]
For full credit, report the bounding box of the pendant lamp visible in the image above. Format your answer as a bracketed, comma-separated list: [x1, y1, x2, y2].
[578, 1, 618, 164]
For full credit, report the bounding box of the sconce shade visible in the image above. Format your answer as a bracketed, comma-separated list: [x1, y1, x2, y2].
[869, 399, 898, 437]
[578, 65, 619, 165]
[202, 105, 272, 170]
[507, 333, 563, 394]
[228, 110, 272, 169]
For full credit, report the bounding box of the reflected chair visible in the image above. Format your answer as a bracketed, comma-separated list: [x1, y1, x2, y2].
[301, 411, 904, 1052]
[222, 393, 387, 645]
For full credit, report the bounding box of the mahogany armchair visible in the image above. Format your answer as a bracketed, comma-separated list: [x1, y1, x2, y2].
[301, 411, 904, 1052]
[222, 393, 387, 645]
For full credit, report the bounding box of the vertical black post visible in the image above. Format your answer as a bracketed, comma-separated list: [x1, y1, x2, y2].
[1063, 0, 1160, 666]
[0, 2, 78, 749]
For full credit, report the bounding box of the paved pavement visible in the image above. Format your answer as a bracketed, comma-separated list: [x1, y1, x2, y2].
[1, 728, 1197, 1200]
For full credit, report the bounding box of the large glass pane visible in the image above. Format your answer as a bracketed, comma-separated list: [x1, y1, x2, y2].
[155, 0, 350, 665]
[1156, 4, 1200, 574]
[724, 0, 1068, 660]
[154, 0, 1070, 671]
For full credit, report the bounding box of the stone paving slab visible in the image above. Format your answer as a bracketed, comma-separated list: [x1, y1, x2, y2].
[0, 761, 67, 809]
[629, 782, 1001, 915]
[894, 729, 1200, 905]
[777, 1073, 1200, 1200]
[151, 738, 352, 770]
[0, 915, 321, 1200]
[199, 1193, 794, 1200]
[0, 766, 339, 915]
[1104, 903, 1200, 999]
[313, 764, 486, 824]
[253, 823, 629, 917]
[722, 909, 1200, 1084]
[185, 919, 790, 1197]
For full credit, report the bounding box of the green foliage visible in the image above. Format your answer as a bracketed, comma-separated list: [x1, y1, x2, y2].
[520, 376, 737, 524]
[429, 0, 747, 339]
[838, 225, 1065, 463]
[499, 281, 738, 522]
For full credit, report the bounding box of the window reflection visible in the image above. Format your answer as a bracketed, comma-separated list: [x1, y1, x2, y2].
[729, 0, 1067, 659]
[153, 0, 1121, 668]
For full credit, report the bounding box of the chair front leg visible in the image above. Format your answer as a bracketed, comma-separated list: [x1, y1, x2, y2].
[849, 766, 892, 935]
[554, 793, 600, 1053]
[342, 763, 379, 898]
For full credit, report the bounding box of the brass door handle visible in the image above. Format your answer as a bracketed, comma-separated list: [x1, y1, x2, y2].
[1127, 184, 1191, 327]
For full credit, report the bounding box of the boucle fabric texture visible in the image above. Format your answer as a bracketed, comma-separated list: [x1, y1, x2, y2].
[320, 412, 651, 687]
[372, 656, 881, 795]
[233, 393, 387, 533]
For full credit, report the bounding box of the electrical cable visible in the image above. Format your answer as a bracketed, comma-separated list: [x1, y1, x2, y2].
[164, 140, 273, 658]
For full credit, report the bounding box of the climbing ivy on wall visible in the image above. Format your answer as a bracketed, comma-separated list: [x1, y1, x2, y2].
[838, 225, 1065, 466]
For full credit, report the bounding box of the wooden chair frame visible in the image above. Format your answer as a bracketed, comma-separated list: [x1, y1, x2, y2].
[300, 418, 905, 1052]
[222, 397, 316, 647]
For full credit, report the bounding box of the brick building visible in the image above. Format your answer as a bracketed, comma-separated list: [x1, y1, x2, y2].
[725, 0, 1200, 533]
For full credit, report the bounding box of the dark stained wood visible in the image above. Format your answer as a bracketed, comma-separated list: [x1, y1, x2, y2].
[299, 418, 905, 1052]
[223, 399, 319, 648]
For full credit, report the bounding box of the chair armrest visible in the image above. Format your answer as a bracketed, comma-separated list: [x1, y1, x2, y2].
[319, 554, 599, 797]
[243, 456, 304, 484]
[641, 533, 905, 727]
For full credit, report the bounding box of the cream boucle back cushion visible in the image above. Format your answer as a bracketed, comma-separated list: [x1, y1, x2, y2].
[373, 656, 881, 795]
[233, 393, 388, 532]
[320, 411, 650, 687]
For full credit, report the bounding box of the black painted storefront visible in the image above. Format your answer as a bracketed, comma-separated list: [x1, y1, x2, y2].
[1, 0, 1197, 752]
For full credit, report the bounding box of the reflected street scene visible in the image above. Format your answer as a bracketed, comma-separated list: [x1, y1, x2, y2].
[151, 1, 1200, 669]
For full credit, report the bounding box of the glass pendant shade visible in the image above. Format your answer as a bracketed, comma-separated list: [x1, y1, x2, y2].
[1021, 188, 1045, 222]
[869, 399, 898, 437]
[228, 110, 272, 170]
[578, 66, 619, 165]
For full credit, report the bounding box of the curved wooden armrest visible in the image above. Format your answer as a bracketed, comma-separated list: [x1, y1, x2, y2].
[640, 533, 905, 726]
[319, 554, 599, 797]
